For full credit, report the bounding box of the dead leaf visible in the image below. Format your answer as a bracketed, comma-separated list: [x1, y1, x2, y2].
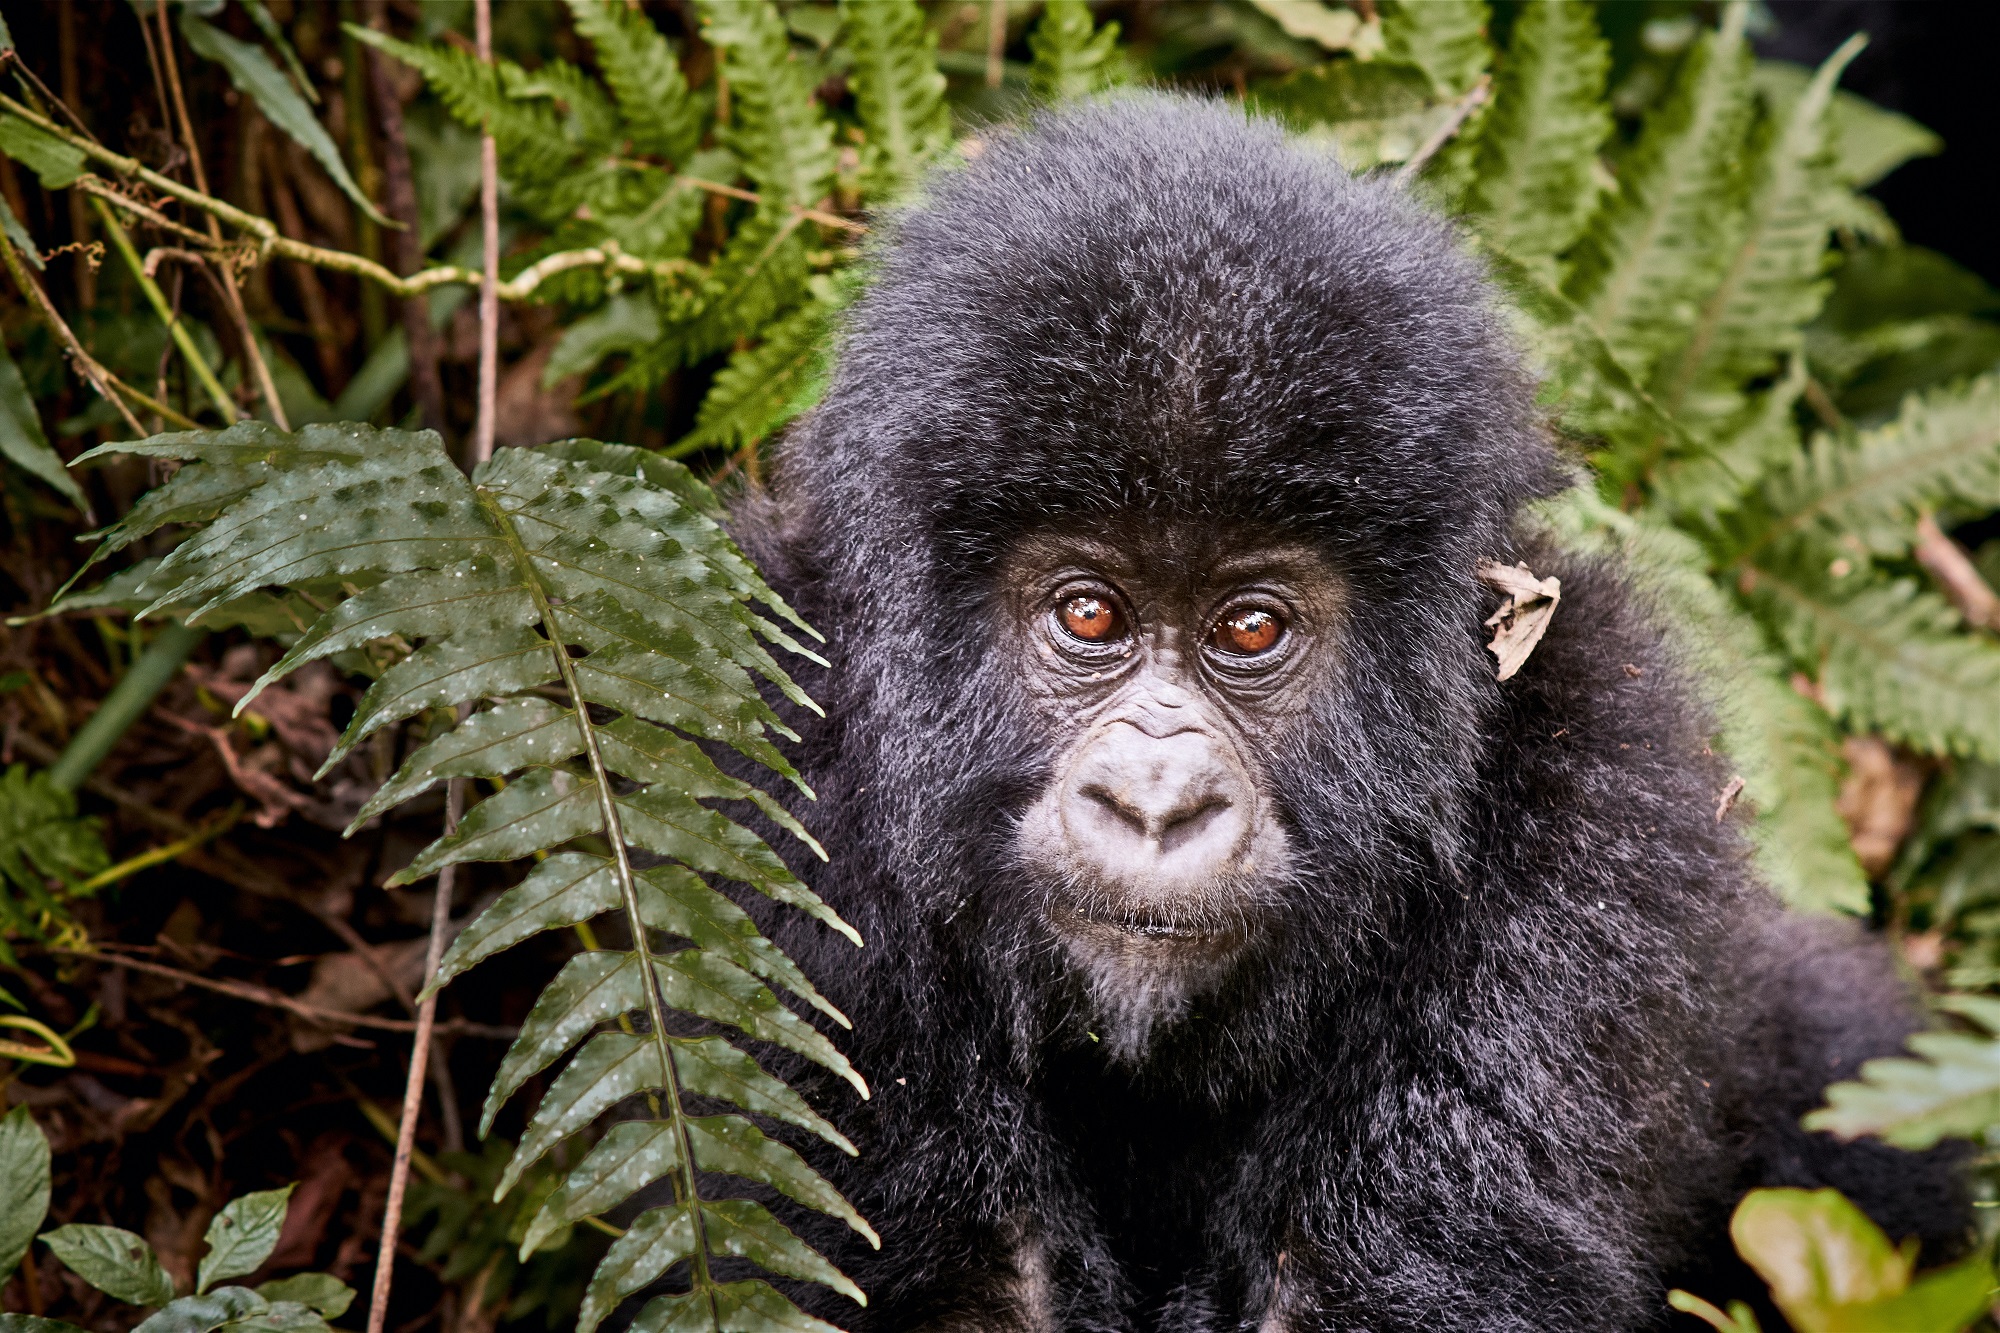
[1715, 775, 1746, 822]
[289, 939, 429, 1052]
[1476, 559, 1562, 682]
[1835, 736, 1926, 878]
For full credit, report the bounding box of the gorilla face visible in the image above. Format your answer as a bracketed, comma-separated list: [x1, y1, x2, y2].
[1004, 520, 1345, 1043]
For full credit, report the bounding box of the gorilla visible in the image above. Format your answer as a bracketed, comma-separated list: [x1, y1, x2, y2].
[732, 95, 1969, 1330]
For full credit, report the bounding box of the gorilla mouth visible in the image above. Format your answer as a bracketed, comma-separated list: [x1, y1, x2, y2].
[1047, 898, 1257, 951]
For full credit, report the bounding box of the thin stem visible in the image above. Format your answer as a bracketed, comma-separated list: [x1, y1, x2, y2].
[471, 0, 498, 469]
[1394, 75, 1491, 187]
[53, 948, 515, 1038]
[92, 197, 241, 422]
[152, 0, 285, 431]
[365, 777, 465, 1333]
[0, 222, 150, 443]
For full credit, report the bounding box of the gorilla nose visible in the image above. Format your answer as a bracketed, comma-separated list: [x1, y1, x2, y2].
[1062, 726, 1253, 888]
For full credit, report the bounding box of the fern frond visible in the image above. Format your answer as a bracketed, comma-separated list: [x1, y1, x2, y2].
[696, 0, 837, 211]
[1562, 2, 1756, 386]
[669, 273, 856, 458]
[1379, 0, 1489, 98]
[1806, 994, 2000, 1150]
[348, 28, 618, 221]
[0, 765, 109, 964]
[840, 0, 950, 201]
[75, 422, 866, 1330]
[1746, 553, 2000, 760]
[1461, 0, 1610, 271]
[1537, 490, 1868, 913]
[1752, 372, 2000, 555]
[565, 0, 701, 164]
[1654, 36, 1862, 431]
[347, 30, 569, 189]
[1650, 356, 1808, 523]
[1028, 0, 1130, 105]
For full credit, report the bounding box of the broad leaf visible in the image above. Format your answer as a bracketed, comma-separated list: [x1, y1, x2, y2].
[40, 1225, 176, 1307]
[197, 1186, 295, 1293]
[0, 1105, 50, 1281]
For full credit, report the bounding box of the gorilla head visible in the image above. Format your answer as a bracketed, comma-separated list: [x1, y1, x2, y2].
[769, 95, 1560, 1063]
[742, 94, 1966, 1330]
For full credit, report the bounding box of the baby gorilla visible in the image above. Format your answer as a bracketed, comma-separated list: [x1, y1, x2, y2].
[737, 96, 1969, 1331]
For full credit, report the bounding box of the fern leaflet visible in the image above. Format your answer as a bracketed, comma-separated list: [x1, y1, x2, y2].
[565, 0, 701, 165]
[1563, 2, 1756, 388]
[1461, 0, 1609, 272]
[1654, 36, 1862, 432]
[1028, 1, 1129, 105]
[841, 0, 951, 201]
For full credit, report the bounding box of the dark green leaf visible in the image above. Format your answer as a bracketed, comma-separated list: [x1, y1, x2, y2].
[196, 1187, 294, 1293]
[0, 1105, 51, 1281]
[41, 1225, 176, 1306]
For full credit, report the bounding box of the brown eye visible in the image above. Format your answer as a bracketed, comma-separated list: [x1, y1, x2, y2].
[1058, 594, 1125, 643]
[1213, 605, 1283, 656]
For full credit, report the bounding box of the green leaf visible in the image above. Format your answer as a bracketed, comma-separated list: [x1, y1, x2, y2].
[1753, 62, 1940, 190]
[699, 1200, 862, 1304]
[0, 1319, 92, 1333]
[178, 14, 389, 226]
[485, 950, 641, 1130]
[86, 421, 859, 1311]
[1653, 36, 1862, 434]
[255, 1274, 354, 1319]
[1028, 0, 1130, 105]
[0, 332, 89, 512]
[1729, 1188, 1994, 1333]
[697, 0, 837, 210]
[0, 115, 84, 190]
[522, 1120, 682, 1258]
[0, 196, 42, 269]
[41, 1225, 177, 1306]
[688, 1115, 877, 1246]
[131, 1285, 331, 1333]
[1746, 558, 2000, 760]
[670, 273, 851, 459]
[655, 950, 865, 1093]
[197, 1186, 294, 1293]
[0, 1105, 51, 1282]
[577, 1203, 695, 1333]
[240, 0, 317, 104]
[1461, 0, 1609, 271]
[629, 1280, 843, 1333]
[672, 1034, 856, 1155]
[840, 0, 950, 199]
[1754, 373, 2000, 557]
[0, 764, 111, 964]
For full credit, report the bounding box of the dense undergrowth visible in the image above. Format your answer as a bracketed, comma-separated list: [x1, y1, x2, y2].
[0, 2, 1997, 1330]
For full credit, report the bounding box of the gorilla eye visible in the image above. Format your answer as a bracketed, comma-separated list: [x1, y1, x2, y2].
[1057, 593, 1126, 644]
[1212, 605, 1284, 656]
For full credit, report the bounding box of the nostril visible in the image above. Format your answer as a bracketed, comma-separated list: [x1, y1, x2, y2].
[1077, 782, 1235, 846]
[1080, 783, 1149, 835]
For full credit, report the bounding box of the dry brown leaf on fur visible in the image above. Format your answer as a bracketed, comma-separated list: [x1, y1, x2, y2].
[1476, 559, 1563, 682]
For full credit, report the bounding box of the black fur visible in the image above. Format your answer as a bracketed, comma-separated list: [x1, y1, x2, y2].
[731, 95, 1968, 1331]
